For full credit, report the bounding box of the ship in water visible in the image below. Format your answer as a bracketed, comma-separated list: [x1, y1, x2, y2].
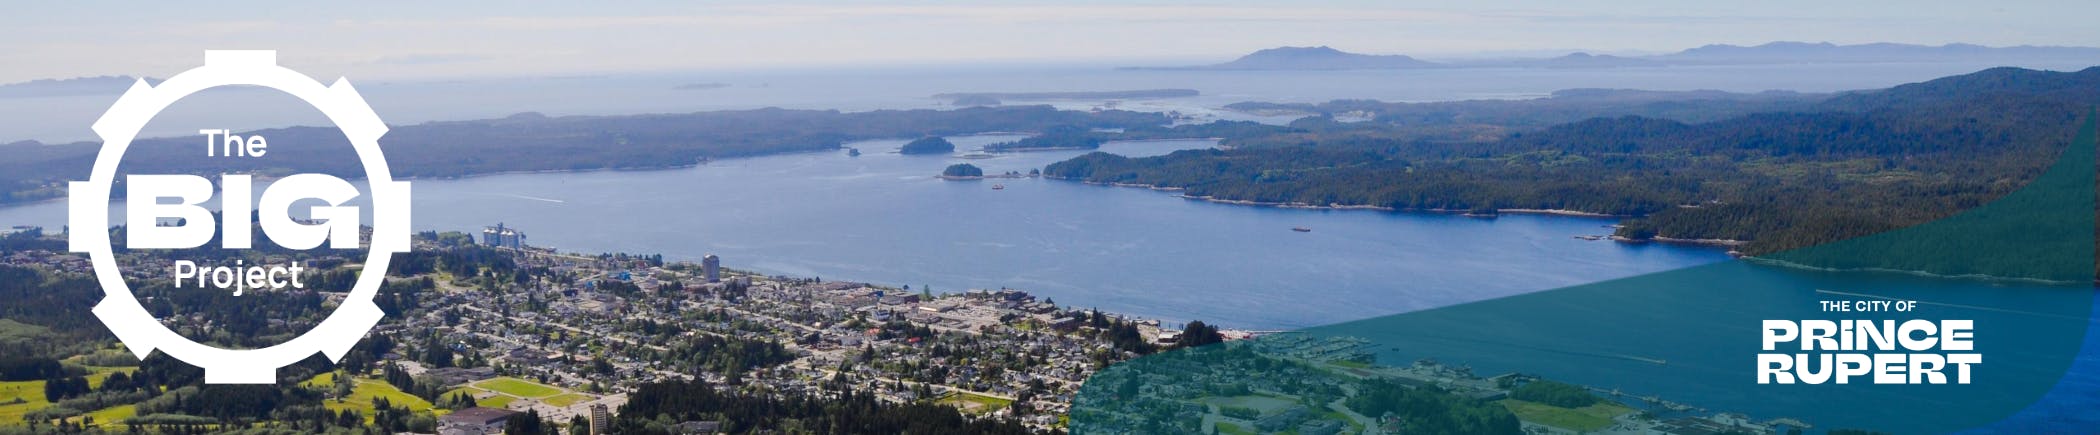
[1292, 227, 1311, 232]
[992, 184, 1006, 190]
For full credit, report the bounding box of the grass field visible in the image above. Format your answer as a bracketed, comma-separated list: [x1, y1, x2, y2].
[74, 404, 136, 427]
[300, 371, 339, 389]
[303, 372, 436, 423]
[1501, 399, 1635, 432]
[54, 369, 141, 428]
[0, 361, 138, 427]
[479, 394, 518, 409]
[936, 392, 1013, 415]
[473, 377, 562, 399]
[63, 348, 140, 368]
[0, 378, 51, 425]
[443, 386, 521, 409]
[83, 366, 137, 389]
[542, 393, 591, 407]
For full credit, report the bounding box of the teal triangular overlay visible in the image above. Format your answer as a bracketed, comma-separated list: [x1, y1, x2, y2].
[1073, 112, 2096, 434]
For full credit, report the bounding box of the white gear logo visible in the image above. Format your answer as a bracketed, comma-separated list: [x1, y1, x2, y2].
[68, 51, 411, 384]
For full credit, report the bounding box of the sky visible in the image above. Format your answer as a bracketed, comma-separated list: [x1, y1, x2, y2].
[0, 0, 2094, 83]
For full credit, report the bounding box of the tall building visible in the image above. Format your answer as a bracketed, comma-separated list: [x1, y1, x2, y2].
[589, 403, 612, 435]
[702, 254, 720, 283]
[482, 223, 527, 249]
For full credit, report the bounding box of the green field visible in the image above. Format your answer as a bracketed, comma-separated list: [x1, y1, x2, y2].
[304, 372, 436, 422]
[473, 377, 562, 399]
[443, 387, 519, 409]
[543, 393, 591, 407]
[83, 366, 137, 389]
[936, 392, 1013, 415]
[0, 358, 141, 426]
[481, 395, 517, 409]
[0, 379, 50, 425]
[299, 371, 339, 389]
[1500, 399, 1635, 432]
[55, 368, 141, 428]
[75, 404, 137, 427]
[63, 347, 141, 368]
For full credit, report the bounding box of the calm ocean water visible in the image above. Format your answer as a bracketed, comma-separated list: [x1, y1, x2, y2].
[0, 137, 1729, 329]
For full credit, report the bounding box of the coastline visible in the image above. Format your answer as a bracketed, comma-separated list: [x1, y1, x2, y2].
[1110, 180, 1637, 217]
[985, 145, 1096, 153]
[1051, 176, 1750, 250]
[938, 173, 1035, 180]
[1614, 235, 1750, 247]
[983, 137, 1223, 155]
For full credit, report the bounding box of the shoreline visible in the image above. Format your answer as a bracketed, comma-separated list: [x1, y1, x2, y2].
[1143, 182, 1639, 217]
[937, 174, 1034, 180]
[532, 245, 1267, 333]
[1051, 177, 1748, 250]
[1612, 235, 1750, 248]
[984, 137, 1223, 155]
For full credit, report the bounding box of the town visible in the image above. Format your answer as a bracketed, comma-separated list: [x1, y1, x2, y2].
[0, 222, 1844, 435]
[0, 224, 1178, 433]
[374, 224, 1180, 432]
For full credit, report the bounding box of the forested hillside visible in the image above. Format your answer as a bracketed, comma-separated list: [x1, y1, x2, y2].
[1048, 67, 2100, 257]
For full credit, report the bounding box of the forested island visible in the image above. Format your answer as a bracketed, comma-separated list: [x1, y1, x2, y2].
[899, 137, 956, 155]
[1045, 66, 2100, 257]
[939, 163, 985, 179]
[984, 125, 1105, 152]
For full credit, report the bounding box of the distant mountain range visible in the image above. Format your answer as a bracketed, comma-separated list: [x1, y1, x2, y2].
[1664, 41, 2100, 63]
[0, 75, 147, 99]
[1135, 42, 2100, 71]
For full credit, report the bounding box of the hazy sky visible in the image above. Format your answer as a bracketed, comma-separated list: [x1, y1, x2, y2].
[1, 0, 2093, 83]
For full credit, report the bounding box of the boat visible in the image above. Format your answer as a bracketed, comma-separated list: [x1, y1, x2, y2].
[992, 184, 1006, 190]
[957, 151, 996, 159]
[1292, 227, 1311, 232]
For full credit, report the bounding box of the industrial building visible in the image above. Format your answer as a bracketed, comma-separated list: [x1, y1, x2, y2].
[438, 407, 522, 435]
[482, 223, 527, 249]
